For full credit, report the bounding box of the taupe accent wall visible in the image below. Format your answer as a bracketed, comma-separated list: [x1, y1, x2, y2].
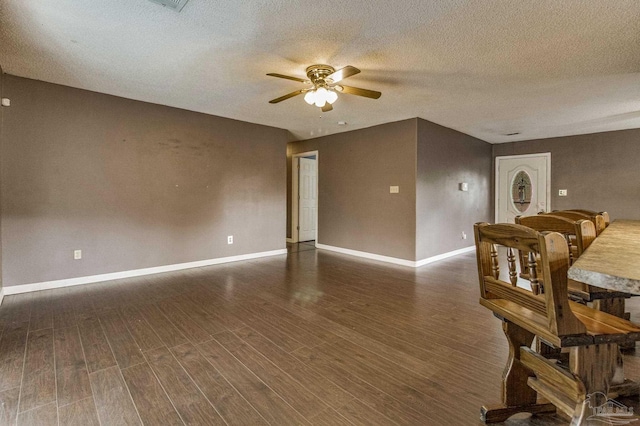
[289, 120, 418, 260]
[1, 75, 288, 287]
[288, 118, 493, 262]
[416, 119, 492, 259]
[492, 129, 640, 220]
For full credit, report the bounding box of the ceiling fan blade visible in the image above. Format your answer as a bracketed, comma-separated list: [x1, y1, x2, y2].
[327, 66, 360, 83]
[338, 85, 382, 99]
[269, 89, 305, 104]
[321, 103, 333, 113]
[266, 73, 308, 83]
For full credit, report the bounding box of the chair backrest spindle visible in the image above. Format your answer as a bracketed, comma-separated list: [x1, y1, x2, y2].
[490, 244, 500, 279]
[528, 252, 541, 295]
[507, 247, 518, 286]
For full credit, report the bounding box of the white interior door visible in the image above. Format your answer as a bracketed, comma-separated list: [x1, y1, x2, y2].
[496, 153, 550, 223]
[298, 157, 317, 241]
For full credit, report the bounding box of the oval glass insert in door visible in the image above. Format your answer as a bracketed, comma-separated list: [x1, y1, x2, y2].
[511, 170, 533, 213]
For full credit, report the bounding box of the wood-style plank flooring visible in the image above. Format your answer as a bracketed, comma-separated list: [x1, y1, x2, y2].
[2, 242, 640, 425]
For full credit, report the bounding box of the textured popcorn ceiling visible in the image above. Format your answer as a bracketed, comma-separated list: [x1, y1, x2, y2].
[1, 0, 640, 142]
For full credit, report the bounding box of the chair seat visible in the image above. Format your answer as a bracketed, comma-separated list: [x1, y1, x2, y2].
[481, 298, 640, 348]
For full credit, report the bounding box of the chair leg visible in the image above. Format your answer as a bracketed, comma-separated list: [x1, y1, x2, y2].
[501, 321, 537, 407]
[569, 344, 618, 426]
[481, 321, 556, 423]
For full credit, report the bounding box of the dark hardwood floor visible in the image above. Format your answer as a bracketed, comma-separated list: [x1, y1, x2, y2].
[1, 244, 640, 425]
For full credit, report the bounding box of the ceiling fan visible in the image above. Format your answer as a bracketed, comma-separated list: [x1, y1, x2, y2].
[267, 64, 381, 112]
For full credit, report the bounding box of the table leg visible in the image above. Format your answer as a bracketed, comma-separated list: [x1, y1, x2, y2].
[569, 343, 618, 426]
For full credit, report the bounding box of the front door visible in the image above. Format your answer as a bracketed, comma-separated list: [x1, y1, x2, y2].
[298, 157, 317, 241]
[496, 153, 550, 223]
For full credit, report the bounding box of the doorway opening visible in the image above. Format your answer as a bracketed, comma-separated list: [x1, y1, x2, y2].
[291, 150, 318, 243]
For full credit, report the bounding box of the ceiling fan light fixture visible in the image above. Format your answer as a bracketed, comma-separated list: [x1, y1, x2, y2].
[267, 64, 381, 111]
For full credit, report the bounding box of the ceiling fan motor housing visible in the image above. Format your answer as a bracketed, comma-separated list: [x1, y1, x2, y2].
[306, 65, 336, 87]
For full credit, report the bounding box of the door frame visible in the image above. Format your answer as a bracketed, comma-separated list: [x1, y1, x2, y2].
[494, 152, 551, 223]
[291, 150, 319, 243]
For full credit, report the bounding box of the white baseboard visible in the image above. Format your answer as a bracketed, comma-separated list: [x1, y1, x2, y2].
[414, 246, 476, 267]
[316, 244, 475, 268]
[0, 287, 4, 306]
[4, 249, 287, 295]
[316, 244, 416, 267]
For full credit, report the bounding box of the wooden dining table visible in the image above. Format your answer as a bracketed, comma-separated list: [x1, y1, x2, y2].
[568, 219, 640, 295]
[567, 219, 640, 397]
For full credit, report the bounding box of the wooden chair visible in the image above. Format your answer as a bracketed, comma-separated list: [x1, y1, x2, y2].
[566, 209, 611, 227]
[516, 214, 592, 271]
[475, 222, 640, 424]
[515, 214, 630, 304]
[544, 210, 606, 236]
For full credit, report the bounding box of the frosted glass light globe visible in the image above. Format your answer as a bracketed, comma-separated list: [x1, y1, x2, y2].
[304, 91, 316, 105]
[326, 90, 338, 104]
[314, 87, 328, 107]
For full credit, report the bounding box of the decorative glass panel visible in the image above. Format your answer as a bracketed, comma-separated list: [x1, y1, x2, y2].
[511, 171, 532, 213]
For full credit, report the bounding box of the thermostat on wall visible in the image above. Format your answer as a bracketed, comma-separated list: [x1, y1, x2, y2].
[1, 98, 10, 107]
[459, 182, 468, 191]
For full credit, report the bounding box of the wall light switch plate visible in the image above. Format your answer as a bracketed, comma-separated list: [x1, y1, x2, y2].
[558, 189, 567, 196]
[390, 186, 399, 194]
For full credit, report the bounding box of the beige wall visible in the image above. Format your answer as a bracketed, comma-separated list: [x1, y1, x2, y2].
[289, 120, 417, 260]
[1, 75, 288, 287]
[492, 128, 640, 220]
[416, 119, 492, 259]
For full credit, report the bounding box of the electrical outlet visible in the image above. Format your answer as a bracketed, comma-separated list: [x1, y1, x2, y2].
[390, 186, 399, 193]
[461, 232, 467, 240]
[74, 249, 82, 260]
[558, 189, 567, 196]
[227, 235, 233, 244]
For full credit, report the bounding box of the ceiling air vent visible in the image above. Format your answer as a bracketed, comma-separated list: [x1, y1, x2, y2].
[147, 0, 190, 12]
